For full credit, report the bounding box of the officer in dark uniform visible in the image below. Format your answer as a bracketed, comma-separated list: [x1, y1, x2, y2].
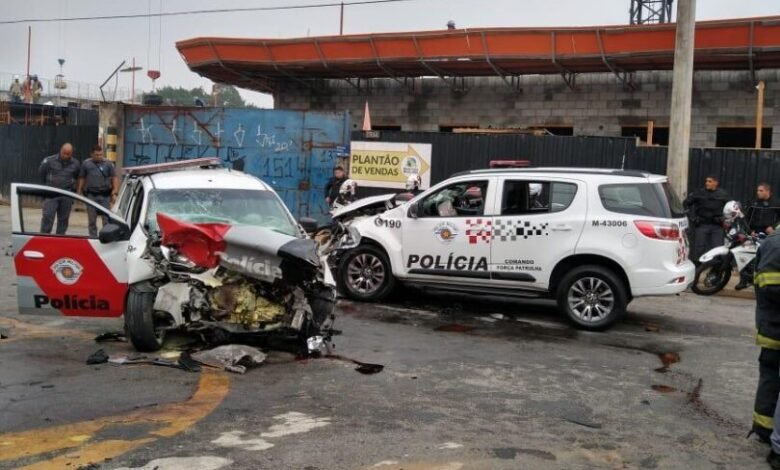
[77, 144, 118, 237]
[751, 230, 780, 467]
[39, 143, 80, 234]
[684, 175, 730, 263]
[747, 183, 780, 235]
[325, 166, 347, 208]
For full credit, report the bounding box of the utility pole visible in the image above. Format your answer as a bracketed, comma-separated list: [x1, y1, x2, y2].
[339, 2, 344, 35]
[666, 0, 696, 198]
[756, 80, 766, 149]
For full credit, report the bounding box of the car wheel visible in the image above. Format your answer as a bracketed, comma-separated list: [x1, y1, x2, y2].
[556, 265, 628, 331]
[337, 245, 395, 301]
[125, 287, 166, 352]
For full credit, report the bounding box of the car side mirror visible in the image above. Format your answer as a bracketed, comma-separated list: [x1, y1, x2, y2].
[98, 223, 130, 244]
[299, 217, 319, 234]
[408, 202, 419, 219]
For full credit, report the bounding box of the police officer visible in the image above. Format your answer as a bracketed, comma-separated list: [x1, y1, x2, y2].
[747, 183, 780, 235]
[77, 144, 118, 237]
[325, 166, 347, 208]
[684, 175, 730, 263]
[39, 143, 80, 234]
[753, 230, 780, 467]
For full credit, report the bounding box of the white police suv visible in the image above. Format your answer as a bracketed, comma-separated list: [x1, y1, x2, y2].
[332, 168, 694, 330]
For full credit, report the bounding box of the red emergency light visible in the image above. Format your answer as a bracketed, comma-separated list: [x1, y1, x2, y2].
[489, 160, 531, 168]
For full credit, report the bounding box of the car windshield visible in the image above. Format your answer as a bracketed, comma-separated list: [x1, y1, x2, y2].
[144, 188, 298, 236]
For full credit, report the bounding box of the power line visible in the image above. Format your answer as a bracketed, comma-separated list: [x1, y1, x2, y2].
[0, 0, 417, 25]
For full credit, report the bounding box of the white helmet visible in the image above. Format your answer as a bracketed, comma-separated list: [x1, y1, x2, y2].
[722, 200, 743, 222]
[405, 174, 422, 191]
[529, 183, 543, 197]
[340, 179, 357, 196]
[13, 75, 19, 80]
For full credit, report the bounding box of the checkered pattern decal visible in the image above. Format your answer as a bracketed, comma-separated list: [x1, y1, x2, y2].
[466, 218, 492, 244]
[493, 219, 550, 241]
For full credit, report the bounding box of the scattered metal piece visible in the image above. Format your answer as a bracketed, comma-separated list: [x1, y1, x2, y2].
[94, 331, 127, 343]
[86, 349, 109, 365]
[560, 416, 603, 429]
[307, 335, 326, 355]
[192, 345, 267, 374]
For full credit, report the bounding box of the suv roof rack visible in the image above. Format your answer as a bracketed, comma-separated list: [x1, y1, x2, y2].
[121, 157, 222, 176]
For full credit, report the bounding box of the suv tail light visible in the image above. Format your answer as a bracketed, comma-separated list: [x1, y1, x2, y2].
[634, 220, 680, 241]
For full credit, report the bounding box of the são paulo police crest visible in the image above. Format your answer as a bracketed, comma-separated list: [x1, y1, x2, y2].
[433, 222, 458, 243]
[50, 258, 83, 285]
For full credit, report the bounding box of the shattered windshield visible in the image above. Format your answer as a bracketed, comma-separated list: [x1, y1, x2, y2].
[145, 189, 298, 236]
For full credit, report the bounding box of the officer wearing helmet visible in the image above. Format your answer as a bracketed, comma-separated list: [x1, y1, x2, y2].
[336, 179, 358, 207]
[405, 174, 422, 195]
[751, 222, 780, 468]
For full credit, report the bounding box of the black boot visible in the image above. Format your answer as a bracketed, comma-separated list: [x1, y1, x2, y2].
[735, 277, 752, 291]
[767, 449, 780, 469]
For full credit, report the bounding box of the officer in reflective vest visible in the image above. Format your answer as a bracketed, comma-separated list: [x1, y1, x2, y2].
[752, 230, 780, 467]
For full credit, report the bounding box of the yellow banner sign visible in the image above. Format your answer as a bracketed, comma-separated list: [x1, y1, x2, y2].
[349, 141, 432, 189]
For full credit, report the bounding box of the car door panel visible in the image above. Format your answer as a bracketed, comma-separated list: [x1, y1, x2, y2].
[490, 178, 586, 290]
[402, 177, 496, 285]
[11, 183, 130, 317]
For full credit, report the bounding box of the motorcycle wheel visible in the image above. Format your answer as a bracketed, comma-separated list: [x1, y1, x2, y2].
[691, 261, 732, 295]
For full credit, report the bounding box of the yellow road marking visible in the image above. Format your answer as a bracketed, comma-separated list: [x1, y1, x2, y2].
[0, 360, 230, 468]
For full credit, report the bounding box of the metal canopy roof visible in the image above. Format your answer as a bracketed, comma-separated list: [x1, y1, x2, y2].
[176, 16, 780, 92]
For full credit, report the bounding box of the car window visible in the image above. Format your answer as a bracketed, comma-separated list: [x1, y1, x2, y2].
[15, 186, 110, 238]
[501, 181, 577, 215]
[599, 183, 679, 218]
[116, 179, 134, 218]
[129, 186, 145, 231]
[419, 180, 488, 218]
[144, 188, 298, 236]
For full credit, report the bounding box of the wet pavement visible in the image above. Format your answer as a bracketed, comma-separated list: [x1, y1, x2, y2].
[0, 206, 772, 469]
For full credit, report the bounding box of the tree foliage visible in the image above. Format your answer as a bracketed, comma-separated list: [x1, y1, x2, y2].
[154, 85, 253, 107]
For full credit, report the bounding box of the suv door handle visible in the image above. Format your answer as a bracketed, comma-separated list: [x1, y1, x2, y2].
[23, 250, 45, 259]
[551, 224, 572, 232]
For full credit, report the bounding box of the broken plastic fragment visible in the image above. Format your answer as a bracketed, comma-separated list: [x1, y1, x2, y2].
[86, 349, 109, 365]
[307, 336, 326, 355]
[192, 345, 267, 374]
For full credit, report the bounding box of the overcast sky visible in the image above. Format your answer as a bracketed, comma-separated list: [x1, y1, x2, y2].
[1, 0, 777, 107]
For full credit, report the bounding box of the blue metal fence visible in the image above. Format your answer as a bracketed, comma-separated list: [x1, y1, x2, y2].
[122, 106, 350, 221]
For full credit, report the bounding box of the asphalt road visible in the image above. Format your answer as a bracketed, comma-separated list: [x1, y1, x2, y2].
[0, 206, 772, 470]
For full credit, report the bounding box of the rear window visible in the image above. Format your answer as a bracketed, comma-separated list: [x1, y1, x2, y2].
[599, 183, 685, 218]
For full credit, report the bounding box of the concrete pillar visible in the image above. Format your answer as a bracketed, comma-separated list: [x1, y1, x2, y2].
[667, 0, 697, 198]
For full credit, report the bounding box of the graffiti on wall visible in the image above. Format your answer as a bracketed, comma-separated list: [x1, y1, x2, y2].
[123, 107, 350, 221]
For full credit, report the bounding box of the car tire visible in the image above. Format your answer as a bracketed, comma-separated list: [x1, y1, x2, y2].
[556, 265, 628, 331]
[125, 287, 165, 352]
[337, 245, 395, 301]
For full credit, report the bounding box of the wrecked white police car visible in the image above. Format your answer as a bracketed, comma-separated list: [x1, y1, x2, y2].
[327, 168, 694, 331]
[11, 158, 338, 353]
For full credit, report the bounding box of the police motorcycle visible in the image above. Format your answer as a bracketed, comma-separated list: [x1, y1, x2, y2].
[691, 201, 763, 295]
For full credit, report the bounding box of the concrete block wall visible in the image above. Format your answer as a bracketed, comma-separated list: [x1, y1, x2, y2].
[274, 70, 780, 148]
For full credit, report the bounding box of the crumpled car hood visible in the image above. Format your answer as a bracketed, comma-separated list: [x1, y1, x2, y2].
[157, 213, 320, 283]
[330, 193, 398, 220]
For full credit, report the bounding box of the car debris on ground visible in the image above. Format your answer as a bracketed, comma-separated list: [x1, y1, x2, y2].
[191, 345, 267, 374]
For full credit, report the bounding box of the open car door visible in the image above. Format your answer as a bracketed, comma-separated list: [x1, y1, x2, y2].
[11, 183, 131, 317]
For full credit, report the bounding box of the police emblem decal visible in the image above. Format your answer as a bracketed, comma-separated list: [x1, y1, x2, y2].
[51, 258, 84, 285]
